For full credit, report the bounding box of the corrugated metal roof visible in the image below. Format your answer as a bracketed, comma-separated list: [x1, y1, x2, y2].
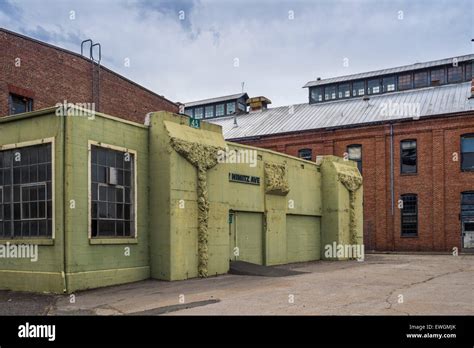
[207, 82, 474, 140]
[303, 54, 474, 88]
[185, 93, 248, 107]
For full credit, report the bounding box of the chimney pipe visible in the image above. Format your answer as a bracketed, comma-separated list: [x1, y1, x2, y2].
[247, 96, 272, 112]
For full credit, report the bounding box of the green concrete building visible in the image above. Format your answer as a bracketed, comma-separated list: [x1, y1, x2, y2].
[0, 107, 363, 293]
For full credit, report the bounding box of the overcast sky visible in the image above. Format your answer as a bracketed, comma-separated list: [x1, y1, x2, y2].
[1, 0, 472, 106]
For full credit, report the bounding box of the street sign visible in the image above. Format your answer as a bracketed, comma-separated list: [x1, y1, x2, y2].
[189, 117, 201, 129]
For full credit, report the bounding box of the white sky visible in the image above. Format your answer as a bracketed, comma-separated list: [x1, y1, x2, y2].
[1, 0, 473, 107]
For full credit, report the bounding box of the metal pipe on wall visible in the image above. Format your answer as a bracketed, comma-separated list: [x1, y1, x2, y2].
[390, 123, 394, 216]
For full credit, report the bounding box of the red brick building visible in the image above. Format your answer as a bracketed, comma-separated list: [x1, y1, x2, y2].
[210, 55, 474, 252]
[0, 28, 178, 122]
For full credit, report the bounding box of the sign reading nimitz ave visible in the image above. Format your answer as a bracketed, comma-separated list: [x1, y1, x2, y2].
[228, 173, 260, 185]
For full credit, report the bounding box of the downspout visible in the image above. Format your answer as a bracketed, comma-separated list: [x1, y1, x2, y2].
[389, 123, 395, 250]
[144, 113, 152, 277]
[390, 123, 394, 216]
[61, 115, 68, 293]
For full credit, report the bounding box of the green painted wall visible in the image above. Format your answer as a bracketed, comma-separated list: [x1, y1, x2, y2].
[64, 112, 150, 292]
[148, 112, 363, 280]
[230, 212, 264, 264]
[320, 156, 364, 260]
[0, 110, 65, 293]
[286, 215, 321, 263]
[264, 194, 287, 266]
[0, 109, 363, 292]
[0, 109, 151, 293]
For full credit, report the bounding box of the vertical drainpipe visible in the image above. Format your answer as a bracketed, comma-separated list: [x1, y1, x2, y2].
[61, 115, 68, 293]
[390, 123, 394, 216]
[390, 123, 395, 250]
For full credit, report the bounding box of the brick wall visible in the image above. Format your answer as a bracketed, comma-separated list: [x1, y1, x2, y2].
[236, 113, 474, 252]
[0, 29, 178, 123]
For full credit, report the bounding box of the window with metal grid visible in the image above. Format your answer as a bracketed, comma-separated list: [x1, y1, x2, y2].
[216, 104, 225, 116]
[352, 81, 365, 96]
[401, 194, 418, 237]
[461, 192, 474, 218]
[194, 107, 203, 119]
[310, 87, 323, 103]
[0, 143, 53, 238]
[465, 63, 472, 80]
[383, 77, 396, 92]
[398, 74, 412, 90]
[367, 79, 381, 94]
[226, 102, 235, 115]
[0, 187, 3, 222]
[205, 105, 214, 118]
[414, 71, 428, 88]
[448, 66, 463, 83]
[430, 68, 445, 85]
[91, 145, 135, 238]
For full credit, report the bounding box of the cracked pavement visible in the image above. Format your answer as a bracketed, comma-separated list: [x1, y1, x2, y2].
[0, 253, 472, 315]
